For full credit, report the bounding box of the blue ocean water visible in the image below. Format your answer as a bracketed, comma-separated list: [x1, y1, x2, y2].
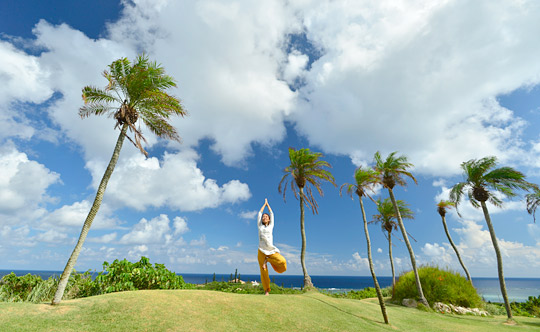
[1, 270, 539, 303]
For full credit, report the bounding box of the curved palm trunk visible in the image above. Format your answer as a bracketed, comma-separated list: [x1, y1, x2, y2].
[299, 187, 313, 288]
[440, 215, 472, 284]
[359, 198, 389, 324]
[480, 201, 512, 320]
[52, 123, 128, 305]
[388, 230, 395, 297]
[388, 188, 429, 307]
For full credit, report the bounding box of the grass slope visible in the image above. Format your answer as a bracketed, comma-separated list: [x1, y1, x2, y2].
[1, 290, 539, 332]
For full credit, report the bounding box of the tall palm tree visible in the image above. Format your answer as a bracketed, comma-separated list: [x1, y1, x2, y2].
[279, 148, 336, 289]
[450, 156, 535, 320]
[436, 200, 472, 283]
[370, 197, 414, 293]
[52, 55, 186, 305]
[341, 166, 389, 324]
[373, 151, 428, 307]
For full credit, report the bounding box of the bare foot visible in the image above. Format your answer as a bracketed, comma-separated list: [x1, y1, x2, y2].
[264, 291, 269, 296]
[262, 258, 268, 270]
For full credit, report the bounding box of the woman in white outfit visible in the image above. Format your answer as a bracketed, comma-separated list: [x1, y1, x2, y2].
[258, 199, 287, 295]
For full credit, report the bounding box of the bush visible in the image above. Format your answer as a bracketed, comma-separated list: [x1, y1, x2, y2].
[0, 257, 194, 303]
[94, 256, 193, 294]
[326, 286, 392, 300]
[200, 281, 303, 295]
[0, 272, 43, 302]
[392, 265, 483, 308]
[510, 295, 540, 317]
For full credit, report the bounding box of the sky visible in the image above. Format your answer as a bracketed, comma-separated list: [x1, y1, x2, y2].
[1, 0, 540, 279]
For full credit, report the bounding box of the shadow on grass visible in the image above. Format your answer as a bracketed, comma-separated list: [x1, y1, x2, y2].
[518, 320, 540, 328]
[304, 294, 388, 326]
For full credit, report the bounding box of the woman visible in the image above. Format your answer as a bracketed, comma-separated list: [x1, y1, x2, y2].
[258, 198, 287, 295]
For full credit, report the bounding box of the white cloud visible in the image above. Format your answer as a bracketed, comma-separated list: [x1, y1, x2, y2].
[173, 217, 189, 235]
[377, 248, 383, 253]
[239, 210, 257, 220]
[290, 0, 540, 176]
[190, 235, 207, 247]
[88, 232, 117, 244]
[35, 229, 68, 243]
[40, 200, 121, 230]
[422, 242, 452, 264]
[90, 151, 251, 212]
[0, 144, 59, 225]
[120, 214, 172, 245]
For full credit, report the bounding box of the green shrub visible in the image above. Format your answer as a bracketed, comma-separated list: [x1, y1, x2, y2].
[484, 302, 506, 316]
[326, 286, 392, 300]
[94, 256, 193, 294]
[392, 265, 483, 308]
[200, 281, 302, 295]
[0, 257, 194, 302]
[510, 295, 540, 317]
[0, 272, 43, 302]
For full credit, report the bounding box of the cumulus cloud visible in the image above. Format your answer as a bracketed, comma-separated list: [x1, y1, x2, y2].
[291, 0, 540, 176]
[40, 200, 122, 231]
[239, 210, 257, 220]
[173, 217, 189, 235]
[92, 151, 251, 211]
[120, 214, 172, 245]
[0, 144, 59, 225]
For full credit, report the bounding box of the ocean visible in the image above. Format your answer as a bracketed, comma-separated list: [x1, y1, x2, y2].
[1, 270, 539, 303]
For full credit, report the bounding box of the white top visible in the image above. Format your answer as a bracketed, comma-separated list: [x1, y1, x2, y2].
[258, 211, 280, 255]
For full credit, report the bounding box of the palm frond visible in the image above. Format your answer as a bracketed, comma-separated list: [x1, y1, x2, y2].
[526, 189, 540, 222]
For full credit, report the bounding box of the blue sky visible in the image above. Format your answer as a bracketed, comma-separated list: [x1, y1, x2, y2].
[1, 0, 540, 278]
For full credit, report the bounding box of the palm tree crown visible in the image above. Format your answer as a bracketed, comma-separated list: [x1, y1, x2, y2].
[279, 147, 336, 213]
[373, 151, 417, 189]
[80, 54, 186, 156]
[437, 200, 456, 217]
[449, 156, 535, 210]
[526, 189, 540, 222]
[371, 198, 414, 234]
[340, 166, 380, 201]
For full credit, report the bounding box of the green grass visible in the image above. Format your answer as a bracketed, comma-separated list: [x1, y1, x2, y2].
[0, 290, 539, 332]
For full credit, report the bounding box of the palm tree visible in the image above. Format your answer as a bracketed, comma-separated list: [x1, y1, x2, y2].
[370, 197, 414, 293]
[373, 151, 428, 307]
[450, 156, 535, 320]
[526, 189, 540, 222]
[279, 148, 336, 289]
[341, 166, 389, 324]
[436, 200, 472, 283]
[52, 55, 186, 305]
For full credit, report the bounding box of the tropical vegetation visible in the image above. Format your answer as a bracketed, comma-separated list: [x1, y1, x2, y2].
[392, 265, 483, 309]
[341, 166, 389, 324]
[278, 147, 336, 289]
[370, 197, 414, 292]
[450, 156, 537, 319]
[436, 200, 472, 283]
[374, 151, 429, 307]
[52, 55, 186, 305]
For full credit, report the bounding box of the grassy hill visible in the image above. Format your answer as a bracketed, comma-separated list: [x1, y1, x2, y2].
[1, 290, 539, 331]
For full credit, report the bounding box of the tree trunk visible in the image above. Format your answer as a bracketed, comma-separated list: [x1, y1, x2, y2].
[388, 230, 395, 297]
[359, 198, 389, 324]
[441, 215, 472, 284]
[52, 123, 128, 305]
[299, 187, 313, 288]
[480, 201, 512, 320]
[388, 188, 429, 307]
